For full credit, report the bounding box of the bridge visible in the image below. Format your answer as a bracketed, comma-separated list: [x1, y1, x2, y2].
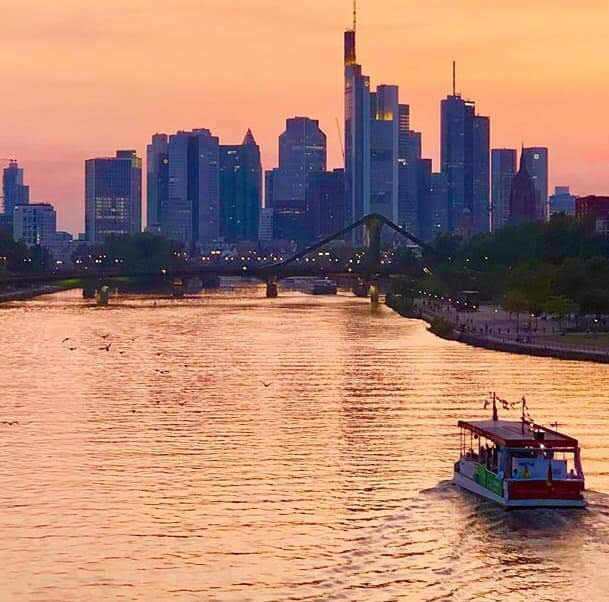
[0, 214, 436, 303]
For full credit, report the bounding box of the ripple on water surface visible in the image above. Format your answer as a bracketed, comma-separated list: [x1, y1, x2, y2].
[1, 287, 609, 601]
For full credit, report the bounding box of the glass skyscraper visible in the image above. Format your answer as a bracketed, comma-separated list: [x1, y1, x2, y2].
[85, 150, 142, 243]
[162, 129, 220, 247]
[344, 25, 370, 239]
[522, 147, 549, 221]
[146, 134, 169, 231]
[265, 117, 326, 242]
[219, 129, 262, 242]
[491, 148, 517, 231]
[2, 161, 29, 216]
[441, 89, 490, 234]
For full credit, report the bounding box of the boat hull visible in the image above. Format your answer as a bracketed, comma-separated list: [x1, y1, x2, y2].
[453, 472, 587, 508]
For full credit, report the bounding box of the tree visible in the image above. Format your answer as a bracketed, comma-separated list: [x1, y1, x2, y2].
[578, 289, 609, 317]
[543, 295, 579, 333]
[502, 291, 529, 333]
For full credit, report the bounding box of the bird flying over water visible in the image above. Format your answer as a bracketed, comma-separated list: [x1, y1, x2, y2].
[1, 421, 19, 426]
[261, 381, 272, 388]
[100, 334, 110, 339]
[69, 347, 77, 351]
[99, 343, 112, 351]
[62, 337, 71, 343]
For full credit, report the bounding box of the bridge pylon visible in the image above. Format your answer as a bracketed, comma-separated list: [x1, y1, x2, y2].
[266, 275, 278, 298]
[363, 214, 384, 273]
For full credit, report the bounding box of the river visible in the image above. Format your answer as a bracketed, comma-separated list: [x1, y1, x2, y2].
[1, 286, 609, 601]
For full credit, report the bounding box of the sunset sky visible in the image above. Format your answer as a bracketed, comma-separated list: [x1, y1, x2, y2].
[2, 0, 608, 233]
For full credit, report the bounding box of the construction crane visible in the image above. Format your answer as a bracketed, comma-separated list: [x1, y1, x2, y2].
[335, 118, 345, 162]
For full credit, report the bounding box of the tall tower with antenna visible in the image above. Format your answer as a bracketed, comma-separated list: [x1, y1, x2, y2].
[344, 0, 357, 67]
[343, 0, 370, 240]
[440, 63, 490, 234]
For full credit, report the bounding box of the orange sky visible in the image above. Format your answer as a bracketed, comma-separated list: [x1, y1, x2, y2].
[1, 0, 608, 233]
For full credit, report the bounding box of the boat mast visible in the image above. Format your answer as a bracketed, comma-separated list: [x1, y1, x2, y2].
[492, 392, 498, 421]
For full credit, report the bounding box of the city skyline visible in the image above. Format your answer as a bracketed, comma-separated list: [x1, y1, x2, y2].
[1, 0, 608, 233]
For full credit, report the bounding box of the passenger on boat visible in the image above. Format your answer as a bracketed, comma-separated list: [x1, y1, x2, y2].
[512, 467, 519, 479]
[568, 468, 577, 479]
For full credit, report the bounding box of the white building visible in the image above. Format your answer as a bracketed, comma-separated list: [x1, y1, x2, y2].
[13, 203, 57, 247]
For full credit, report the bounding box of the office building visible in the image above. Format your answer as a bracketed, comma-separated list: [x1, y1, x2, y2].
[85, 150, 142, 243]
[306, 169, 345, 240]
[162, 129, 220, 246]
[549, 186, 576, 216]
[472, 115, 490, 233]
[2, 161, 29, 216]
[146, 134, 169, 231]
[266, 117, 326, 242]
[344, 21, 371, 237]
[509, 152, 537, 225]
[370, 85, 399, 224]
[397, 103, 423, 235]
[219, 129, 262, 242]
[13, 203, 57, 247]
[440, 68, 490, 234]
[491, 149, 517, 230]
[522, 147, 549, 221]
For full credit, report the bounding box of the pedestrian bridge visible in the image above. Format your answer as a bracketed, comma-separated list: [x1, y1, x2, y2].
[0, 214, 436, 302]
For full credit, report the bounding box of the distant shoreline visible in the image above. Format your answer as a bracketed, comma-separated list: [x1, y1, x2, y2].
[387, 298, 609, 364]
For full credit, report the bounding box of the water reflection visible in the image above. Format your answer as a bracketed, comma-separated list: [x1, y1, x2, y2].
[0, 287, 608, 601]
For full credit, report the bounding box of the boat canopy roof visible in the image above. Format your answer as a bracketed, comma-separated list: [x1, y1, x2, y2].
[458, 419, 578, 449]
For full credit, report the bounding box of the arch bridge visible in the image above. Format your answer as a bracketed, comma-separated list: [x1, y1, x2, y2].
[0, 214, 436, 303]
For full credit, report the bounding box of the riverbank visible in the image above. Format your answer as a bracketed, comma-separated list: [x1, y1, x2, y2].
[386, 294, 609, 364]
[0, 281, 80, 304]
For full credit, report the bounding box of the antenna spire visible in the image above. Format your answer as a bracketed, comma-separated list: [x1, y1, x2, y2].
[452, 60, 456, 96]
[353, 0, 357, 32]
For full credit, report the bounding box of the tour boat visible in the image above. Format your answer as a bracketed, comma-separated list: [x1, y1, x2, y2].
[453, 396, 586, 508]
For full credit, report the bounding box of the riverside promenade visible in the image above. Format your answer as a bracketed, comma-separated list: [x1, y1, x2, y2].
[393, 297, 609, 364]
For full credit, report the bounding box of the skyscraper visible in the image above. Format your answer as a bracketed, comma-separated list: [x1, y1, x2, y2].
[370, 85, 399, 224]
[522, 147, 549, 221]
[278, 117, 326, 202]
[219, 129, 262, 241]
[344, 17, 371, 238]
[491, 148, 517, 231]
[509, 151, 537, 225]
[472, 115, 490, 233]
[397, 102, 423, 237]
[265, 117, 326, 242]
[162, 129, 220, 247]
[440, 66, 490, 234]
[2, 161, 29, 216]
[85, 150, 142, 242]
[146, 134, 168, 231]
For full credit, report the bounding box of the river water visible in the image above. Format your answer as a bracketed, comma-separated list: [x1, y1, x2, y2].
[1, 286, 609, 601]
